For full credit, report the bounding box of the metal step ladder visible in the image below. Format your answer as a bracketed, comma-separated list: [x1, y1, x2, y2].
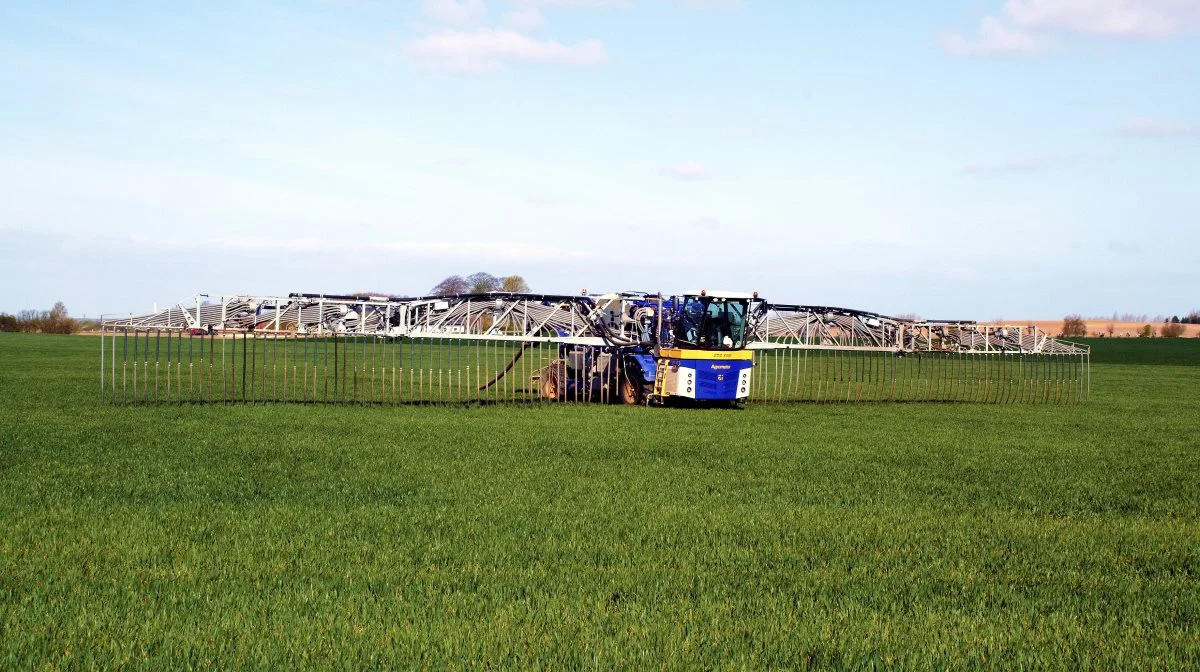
[652, 357, 667, 400]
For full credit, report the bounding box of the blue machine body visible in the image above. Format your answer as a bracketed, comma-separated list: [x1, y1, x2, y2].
[664, 356, 754, 401]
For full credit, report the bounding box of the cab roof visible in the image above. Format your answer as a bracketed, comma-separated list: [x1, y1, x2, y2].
[681, 290, 756, 300]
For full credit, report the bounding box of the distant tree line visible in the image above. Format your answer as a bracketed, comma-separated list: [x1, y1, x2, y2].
[1062, 311, 1198, 339]
[1085, 311, 1200, 324]
[430, 272, 530, 295]
[1142, 313, 1200, 326]
[0, 302, 77, 334]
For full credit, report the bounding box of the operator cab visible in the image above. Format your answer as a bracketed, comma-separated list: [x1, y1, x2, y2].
[673, 290, 754, 351]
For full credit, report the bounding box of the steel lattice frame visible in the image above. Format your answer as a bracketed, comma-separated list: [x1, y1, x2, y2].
[100, 290, 1090, 405]
[106, 292, 1088, 355]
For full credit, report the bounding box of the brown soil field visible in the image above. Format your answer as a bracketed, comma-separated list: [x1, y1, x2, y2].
[979, 320, 1200, 339]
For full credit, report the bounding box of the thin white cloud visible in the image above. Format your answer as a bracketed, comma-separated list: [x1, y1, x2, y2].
[943, 0, 1200, 56]
[677, 0, 745, 10]
[215, 237, 327, 252]
[379, 240, 594, 260]
[213, 237, 595, 261]
[1107, 240, 1142, 255]
[422, 0, 488, 26]
[1004, 0, 1200, 38]
[961, 156, 1056, 175]
[404, 28, 607, 73]
[405, 0, 636, 74]
[660, 162, 712, 181]
[509, 0, 630, 8]
[503, 8, 547, 30]
[1117, 117, 1200, 138]
[942, 17, 1042, 56]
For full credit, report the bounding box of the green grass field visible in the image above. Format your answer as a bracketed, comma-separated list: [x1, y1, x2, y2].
[94, 330, 1090, 406]
[2, 333, 1198, 669]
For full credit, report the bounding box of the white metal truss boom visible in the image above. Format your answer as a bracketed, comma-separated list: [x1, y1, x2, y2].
[103, 291, 1090, 356]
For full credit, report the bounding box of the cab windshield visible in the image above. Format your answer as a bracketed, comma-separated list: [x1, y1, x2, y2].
[674, 296, 749, 350]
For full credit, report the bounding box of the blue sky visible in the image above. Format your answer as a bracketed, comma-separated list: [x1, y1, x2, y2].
[1, 0, 1197, 319]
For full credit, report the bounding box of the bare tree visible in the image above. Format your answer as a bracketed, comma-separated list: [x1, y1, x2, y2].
[500, 275, 530, 293]
[467, 272, 500, 294]
[8, 302, 76, 334]
[430, 275, 469, 295]
[1162, 322, 1185, 338]
[1060, 315, 1087, 338]
[16, 309, 38, 331]
[431, 272, 523, 295]
[44, 302, 76, 334]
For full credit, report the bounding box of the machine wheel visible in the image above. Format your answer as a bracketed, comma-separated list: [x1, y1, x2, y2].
[540, 362, 564, 400]
[619, 371, 642, 405]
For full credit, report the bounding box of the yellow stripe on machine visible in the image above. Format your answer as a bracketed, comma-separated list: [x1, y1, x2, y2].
[658, 348, 755, 361]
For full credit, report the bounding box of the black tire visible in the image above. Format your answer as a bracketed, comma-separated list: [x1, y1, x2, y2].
[620, 370, 642, 405]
